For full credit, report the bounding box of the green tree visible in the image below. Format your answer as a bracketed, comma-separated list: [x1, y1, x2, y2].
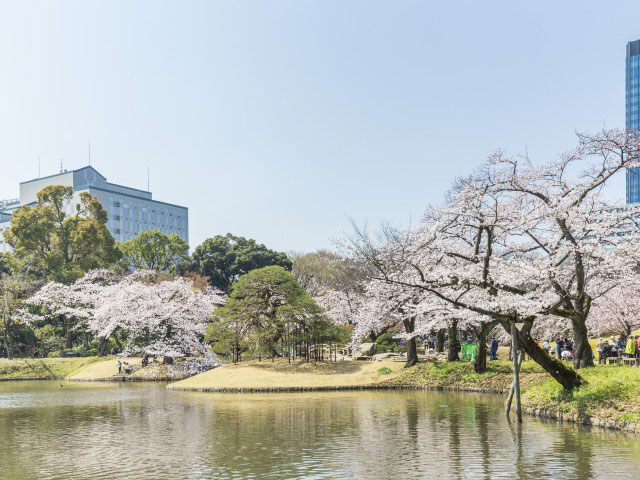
[290, 249, 366, 296]
[0, 253, 10, 278]
[1, 272, 39, 358]
[207, 266, 334, 363]
[120, 229, 189, 273]
[191, 234, 292, 292]
[4, 185, 120, 284]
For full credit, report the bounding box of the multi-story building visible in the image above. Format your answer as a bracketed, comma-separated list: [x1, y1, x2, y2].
[0, 166, 188, 253]
[626, 39, 640, 203]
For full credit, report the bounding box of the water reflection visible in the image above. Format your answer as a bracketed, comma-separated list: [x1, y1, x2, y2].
[0, 382, 638, 479]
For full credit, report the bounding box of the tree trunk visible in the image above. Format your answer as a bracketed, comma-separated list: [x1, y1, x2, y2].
[98, 337, 109, 356]
[572, 319, 594, 369]
[510, 322, 522, 422]
[474, 323, 489, 374]
[436, 329, 445, 353]
[63, 315, 72, 349]
[403, 318, 418, 368]
[447, 320, 459, 362]
[504, 322, 587, 391]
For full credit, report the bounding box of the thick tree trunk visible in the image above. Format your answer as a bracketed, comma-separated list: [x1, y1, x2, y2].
[572, 319, 594, 369]
[474, 323, 489, 374]
[436, 329, 445, 353]
[98, 337, 109, 356]
[447, 319, 459, 362]
[403, 318, 418, 368]
[63, 315, 72, 349]
[505, 322, 587, 391]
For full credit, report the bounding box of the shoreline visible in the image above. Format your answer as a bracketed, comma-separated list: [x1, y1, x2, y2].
[2, 357, 639, 433]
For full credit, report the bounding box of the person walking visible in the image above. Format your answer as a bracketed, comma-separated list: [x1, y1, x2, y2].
[117, 359, 122, 374]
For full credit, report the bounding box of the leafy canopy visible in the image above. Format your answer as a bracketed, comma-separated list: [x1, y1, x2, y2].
[119, 229, 189, 273]
[191, 234, 292, 291]
[207, 266, 331, 357]
[4, 185, 120, 284]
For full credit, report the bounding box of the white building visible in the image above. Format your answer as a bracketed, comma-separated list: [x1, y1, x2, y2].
[0, 166, 188, 253]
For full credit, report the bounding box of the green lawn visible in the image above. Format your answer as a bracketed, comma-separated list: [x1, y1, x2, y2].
[523, 365, 640, 423]
[0, 357, 107, 380]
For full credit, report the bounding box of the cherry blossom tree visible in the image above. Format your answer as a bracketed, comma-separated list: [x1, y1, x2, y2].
[23, 269, 226, 361]
[349, 130, 640, 390]
[588, 278, 640, 338]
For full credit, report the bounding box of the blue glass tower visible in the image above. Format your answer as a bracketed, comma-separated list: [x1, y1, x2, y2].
[627, 40, 640, 203]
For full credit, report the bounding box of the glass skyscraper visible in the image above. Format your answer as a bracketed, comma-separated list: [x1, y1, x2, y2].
[626, 40, 640, 203]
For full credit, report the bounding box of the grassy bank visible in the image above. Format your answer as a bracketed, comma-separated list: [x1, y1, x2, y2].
[68, 357, 140, 380]
[168, 358, 406, 391]
[385, 360, 548, 392]
[523, 366, 640, 424]
[0, 357, 106, 380]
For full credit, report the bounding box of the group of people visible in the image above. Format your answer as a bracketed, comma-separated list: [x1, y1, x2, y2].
[116, 360, 133, 374]
[597, 335, 640, 363]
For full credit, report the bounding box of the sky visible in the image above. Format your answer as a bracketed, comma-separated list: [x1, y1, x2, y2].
[0, 0, 638, 253]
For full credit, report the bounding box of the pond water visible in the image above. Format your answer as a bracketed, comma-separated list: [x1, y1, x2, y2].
[0, 381, 638, 479]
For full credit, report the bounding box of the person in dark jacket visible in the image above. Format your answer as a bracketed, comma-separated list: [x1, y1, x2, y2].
[489, 338, 499, 360]
[555, 338, 564, 359]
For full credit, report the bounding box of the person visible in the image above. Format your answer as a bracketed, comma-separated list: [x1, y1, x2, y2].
[596, 338, 605, 364]
[625, 336, 637, 358]
[555, 338, 564, 359]
[564, 337, 574, 354]
[490, 338, 499, 360]
[117, 359, 122, 374]
[635, 336, 640, 365]
[610, 336, 618, 356]
[617, 336, 625, 352]
[543, 341, 551, 355]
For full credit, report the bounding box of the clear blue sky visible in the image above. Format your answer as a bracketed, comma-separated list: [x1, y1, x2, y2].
[0, 1, 637, 252]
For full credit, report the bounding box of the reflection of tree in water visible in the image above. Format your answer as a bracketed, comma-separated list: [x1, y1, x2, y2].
[2, 385, 640, 479]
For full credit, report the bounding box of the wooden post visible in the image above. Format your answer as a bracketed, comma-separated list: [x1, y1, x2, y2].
[508, 322, 522, 423]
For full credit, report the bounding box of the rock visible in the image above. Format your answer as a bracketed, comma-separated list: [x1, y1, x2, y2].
[352, 343, 376, 358]
[372, 352, 401, 361]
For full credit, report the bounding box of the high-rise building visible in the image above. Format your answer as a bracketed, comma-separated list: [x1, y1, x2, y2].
[626, 39, 640, 203]
[0, 166, 188, 253]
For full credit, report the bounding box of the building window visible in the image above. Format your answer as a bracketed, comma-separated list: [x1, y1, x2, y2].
[113, 215, 120, 221]
[113, 201, 120, 208]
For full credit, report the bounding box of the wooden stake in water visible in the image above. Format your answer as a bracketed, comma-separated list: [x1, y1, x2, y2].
[508, 322, 523, 423]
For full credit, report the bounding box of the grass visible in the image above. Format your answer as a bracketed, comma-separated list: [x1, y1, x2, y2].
[0, 357, 106, 380]
[522, 365, 640, 423]
[386, 359, 548, 392]
[68, 357, 141, 380]
[168, 358, 405, 391]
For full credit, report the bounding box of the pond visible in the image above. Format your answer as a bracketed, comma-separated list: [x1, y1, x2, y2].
[0, 381, 638, 479]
